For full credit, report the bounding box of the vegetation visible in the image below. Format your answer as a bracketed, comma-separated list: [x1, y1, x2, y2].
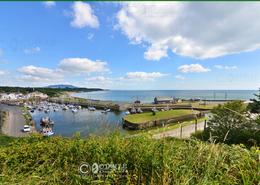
[192, 101, 260, 147]
[248, 88, 260, 113]
[124, 109, 197, 124]
[0, 86, 103, 97]
[0, 133, 259, 185]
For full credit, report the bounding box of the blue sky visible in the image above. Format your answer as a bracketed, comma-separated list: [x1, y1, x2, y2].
[0, 2, 259, 90]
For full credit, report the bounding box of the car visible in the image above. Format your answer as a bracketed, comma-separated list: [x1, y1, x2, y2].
[23, 125, 31, 132]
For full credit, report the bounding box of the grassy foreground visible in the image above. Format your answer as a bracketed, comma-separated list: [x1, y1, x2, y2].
[0, 133, 259, 185]
[124, 109, 196, 124]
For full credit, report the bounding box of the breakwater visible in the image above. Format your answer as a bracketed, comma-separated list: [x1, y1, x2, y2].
[123, 111, 208, 130]
[49, 97, 121, 111]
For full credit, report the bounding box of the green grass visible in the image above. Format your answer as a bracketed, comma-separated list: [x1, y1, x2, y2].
[0, 134, 16, 147]
[124, 109, 196, 124]
[0, 133, 259, 184]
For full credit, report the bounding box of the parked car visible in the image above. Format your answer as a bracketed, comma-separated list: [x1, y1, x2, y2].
[23, 125, 31, 132]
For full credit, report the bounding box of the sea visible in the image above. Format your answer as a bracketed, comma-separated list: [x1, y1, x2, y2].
[72, 90, 257, 103]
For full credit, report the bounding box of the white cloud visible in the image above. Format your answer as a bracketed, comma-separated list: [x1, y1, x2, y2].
[70, 2, 99, 29]
[117, 3, 260, 60]
[43, 1, 56, 8]
[144, 44, 168, 61]
[18, 65, 63, 83]
[24, 47, 41, 54]
[178, 64, 210, 73]
[175, 75, 185, 80]
[124, 72, 167, 80]
[59, 58, 109, 74]
[214, 65, 237, 70]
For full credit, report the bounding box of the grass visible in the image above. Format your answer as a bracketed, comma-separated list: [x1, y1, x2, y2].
[124, 109, 197, 124]
[22, 107, 33, 126]
[0, 133, 259, 184]
[0, 134, 16, 147]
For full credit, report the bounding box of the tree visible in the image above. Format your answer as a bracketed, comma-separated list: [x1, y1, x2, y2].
[206, 101, 259, 146]
[248, 88, 260, 113]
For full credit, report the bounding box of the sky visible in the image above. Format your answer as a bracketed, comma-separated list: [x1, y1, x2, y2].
[0, 2, 260, 90]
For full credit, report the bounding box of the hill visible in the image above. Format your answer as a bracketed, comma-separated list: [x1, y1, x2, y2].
[47, 84, 78, 89]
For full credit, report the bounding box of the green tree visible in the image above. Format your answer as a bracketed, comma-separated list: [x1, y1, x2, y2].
[248, 88, 260, 113]
[206, 101, 259, 145]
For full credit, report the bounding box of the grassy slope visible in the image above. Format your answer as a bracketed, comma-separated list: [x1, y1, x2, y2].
[124, 109, 196, 124]
[0, 134, 259, 185]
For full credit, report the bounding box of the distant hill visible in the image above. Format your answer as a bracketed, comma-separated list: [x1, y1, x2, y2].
[47, 85, 78, 89]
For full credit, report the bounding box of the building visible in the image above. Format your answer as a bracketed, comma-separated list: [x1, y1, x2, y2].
[154, 96, 176, 104]
[28, 92, 48, 99]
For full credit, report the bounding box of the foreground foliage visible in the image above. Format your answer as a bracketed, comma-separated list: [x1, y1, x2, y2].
[0, 134, 259, 185]
[248, 89, 260, 113]
[193, 101, 260, 147]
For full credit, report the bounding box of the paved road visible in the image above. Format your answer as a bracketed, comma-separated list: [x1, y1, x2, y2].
[0, 104, 28, 137]
[153, 121, 205, 139]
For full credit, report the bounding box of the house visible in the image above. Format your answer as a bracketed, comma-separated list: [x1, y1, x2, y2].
[154, 96, 176, 104]
[28, 92, 48, 99]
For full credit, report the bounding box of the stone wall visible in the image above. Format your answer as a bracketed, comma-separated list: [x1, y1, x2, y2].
[123, 112, 206, 130]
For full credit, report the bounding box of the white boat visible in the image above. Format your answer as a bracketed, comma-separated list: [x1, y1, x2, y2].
[88, 107, 96, 111]
[62, 106, 69, 110]
[72, 109, 78, 113]
[42, 129, 54, 136]
[137, 108, 143, 113]
[102, 109, 111, 113]
[125, 111, 130, 115]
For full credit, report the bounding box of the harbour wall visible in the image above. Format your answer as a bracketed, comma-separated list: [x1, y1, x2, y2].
[123, 112, 207, 130]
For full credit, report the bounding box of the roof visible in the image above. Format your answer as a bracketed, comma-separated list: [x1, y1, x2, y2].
[154, 96, 173, 101]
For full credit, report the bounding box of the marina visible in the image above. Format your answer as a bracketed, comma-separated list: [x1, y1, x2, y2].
[28, 101, 125, 137]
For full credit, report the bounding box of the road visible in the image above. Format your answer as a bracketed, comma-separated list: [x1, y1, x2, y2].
[153, 121, 205, 139]
[0, 104, 29, 137]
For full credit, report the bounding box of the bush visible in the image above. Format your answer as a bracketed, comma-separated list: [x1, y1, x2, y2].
[0, 133, 259, 184]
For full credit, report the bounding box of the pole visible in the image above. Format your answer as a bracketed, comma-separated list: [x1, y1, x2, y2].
[195, 118, 197, 132]
[180, 123, 183, 138]
[204, 119, 207, 130]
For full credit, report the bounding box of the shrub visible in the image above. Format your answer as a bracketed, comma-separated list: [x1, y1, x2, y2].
[0, 133, 259, 185]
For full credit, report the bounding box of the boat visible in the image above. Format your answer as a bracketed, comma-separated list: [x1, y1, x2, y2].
[77, 105, 82, 109]
[30, 110, 34, 113]
[72, 109, 78, 113]
[44, 109, 50, 114]
[130, 108, 136, 114]
[137, 108, 143, 113]
[88, 107, 96, 111]
[53, 108, 59, 112]
[101, 108, 111, 113]
[40, 117, 54, 126]
[62, 106, 69, 111]
[125, 111, 130, 115]
[42, 127, 54, 136]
